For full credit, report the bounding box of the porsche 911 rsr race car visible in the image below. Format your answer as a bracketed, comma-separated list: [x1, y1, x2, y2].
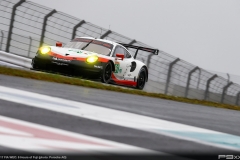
[32, 37, 158, 89]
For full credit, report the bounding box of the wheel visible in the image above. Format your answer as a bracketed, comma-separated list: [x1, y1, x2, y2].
[136, 67, 147, 90]
[101, 62, 112, 83]
[32, 58, 38, 69]
[32, 57, 46, 70]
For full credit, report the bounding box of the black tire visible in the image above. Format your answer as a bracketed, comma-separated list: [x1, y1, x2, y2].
[136, 67, 147, 90]
[101, 62, 112, 83]
[32, 58, 46, 70]
[32, 58, 38, 69]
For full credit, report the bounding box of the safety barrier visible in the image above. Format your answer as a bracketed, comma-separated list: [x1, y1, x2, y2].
[0, 51, 31, 68]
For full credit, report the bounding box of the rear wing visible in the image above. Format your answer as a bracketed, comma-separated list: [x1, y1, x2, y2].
[118, 43, 159, 59]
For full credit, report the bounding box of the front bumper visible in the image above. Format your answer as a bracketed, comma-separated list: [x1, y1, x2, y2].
[32, 54, 105, 76]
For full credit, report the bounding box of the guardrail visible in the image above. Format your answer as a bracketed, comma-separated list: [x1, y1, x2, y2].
[0, 51, 31, 68]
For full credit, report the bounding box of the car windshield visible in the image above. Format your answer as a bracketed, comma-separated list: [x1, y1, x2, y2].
[64, 38, 113, 56]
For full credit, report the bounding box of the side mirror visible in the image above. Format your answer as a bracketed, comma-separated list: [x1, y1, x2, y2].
[56, 41, 62, 47]
[116, 53, 124, 60]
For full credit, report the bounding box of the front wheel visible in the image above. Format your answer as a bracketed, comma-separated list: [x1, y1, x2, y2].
[101, 62, 112, 83]
[136, 67, 147, 90]
[32, 58, 40, 70]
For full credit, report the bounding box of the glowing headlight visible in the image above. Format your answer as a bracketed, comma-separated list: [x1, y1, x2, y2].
[86, 55, 98, 63]
[39, 46, 51, 54]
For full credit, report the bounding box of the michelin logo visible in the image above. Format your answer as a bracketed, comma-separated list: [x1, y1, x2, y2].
[52, 57, 71, 62]
[94, 65, 103, 69]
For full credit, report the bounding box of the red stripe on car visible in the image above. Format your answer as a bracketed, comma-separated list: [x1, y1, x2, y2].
[49, 52, 86, 61]
[49, 52, 110, 63]
[98, 57, 109, 63]
[111, 73, 137, 86]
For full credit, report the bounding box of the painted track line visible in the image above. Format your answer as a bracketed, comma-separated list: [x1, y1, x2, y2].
[0, 86, 240, 152]
[0, 115, 157, 154]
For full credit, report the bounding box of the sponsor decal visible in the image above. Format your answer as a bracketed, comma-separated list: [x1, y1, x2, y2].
[114, 62, 122, 73]
[52, 62, 69, 66]
[68, 49, 82, 54]
[49, 52, 86, 61]
[52, 57, 71, 62]
[94, 65, 103, 69]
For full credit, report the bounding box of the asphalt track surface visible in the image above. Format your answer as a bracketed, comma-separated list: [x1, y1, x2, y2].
[0, 72, 240, 159]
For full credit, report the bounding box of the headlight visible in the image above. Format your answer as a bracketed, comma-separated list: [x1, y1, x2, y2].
[39, 46, 51, 54]
[86, 55, 98, 63]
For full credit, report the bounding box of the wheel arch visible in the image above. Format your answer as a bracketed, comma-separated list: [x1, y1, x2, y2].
[108, 60, 115, 72]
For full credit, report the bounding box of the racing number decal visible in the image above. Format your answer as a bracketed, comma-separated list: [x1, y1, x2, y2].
[114, 62, 122, 73]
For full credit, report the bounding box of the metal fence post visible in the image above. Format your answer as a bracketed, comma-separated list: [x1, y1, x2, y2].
[146, 53, 154, 69]
[204, 74, 218, 100]
[221, 82, 233, 103]
[128, 39, 136, 45]
[39, 9, 56, 48]
[0, 30, 3, 50]
[146, 47, 159, 69]
[100, 30, 111, 39]
[27, 36, 32, 57]
[185, 66, 200, 97]
[164, 58, 180, 94]
[197, 69, 202, 89]
[71, 20, 85, 40]
[235, 92, 240, 106]
[6, 0, 26, 52]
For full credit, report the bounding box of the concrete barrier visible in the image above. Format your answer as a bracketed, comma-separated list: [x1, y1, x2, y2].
[0, 51, 32, 68]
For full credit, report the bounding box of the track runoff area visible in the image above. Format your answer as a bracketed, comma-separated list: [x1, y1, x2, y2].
[0, 71, 240, 159]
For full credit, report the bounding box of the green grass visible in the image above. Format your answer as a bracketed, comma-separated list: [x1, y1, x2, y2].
[0, 65, 240, 111]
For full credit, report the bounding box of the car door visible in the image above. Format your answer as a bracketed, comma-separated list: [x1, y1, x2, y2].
[112, 46, 131, 79]
[122, 49, 134, 80]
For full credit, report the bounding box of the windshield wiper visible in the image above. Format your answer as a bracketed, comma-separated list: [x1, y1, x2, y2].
[81, 40, 94, 50]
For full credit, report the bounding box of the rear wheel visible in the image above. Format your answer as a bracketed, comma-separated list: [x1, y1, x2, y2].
[101, 62, 112, 83]
[136, 67, 147, 90]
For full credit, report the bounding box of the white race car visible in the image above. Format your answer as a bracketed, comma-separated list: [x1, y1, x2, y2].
[32, 37, 158, 89]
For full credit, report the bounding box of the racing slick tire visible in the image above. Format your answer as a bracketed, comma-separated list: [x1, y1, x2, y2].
[101, 61, 112, 84]
[31, 58, 39, 69]
[136, 67, 147, 90]
[32, 58, 45, 70]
